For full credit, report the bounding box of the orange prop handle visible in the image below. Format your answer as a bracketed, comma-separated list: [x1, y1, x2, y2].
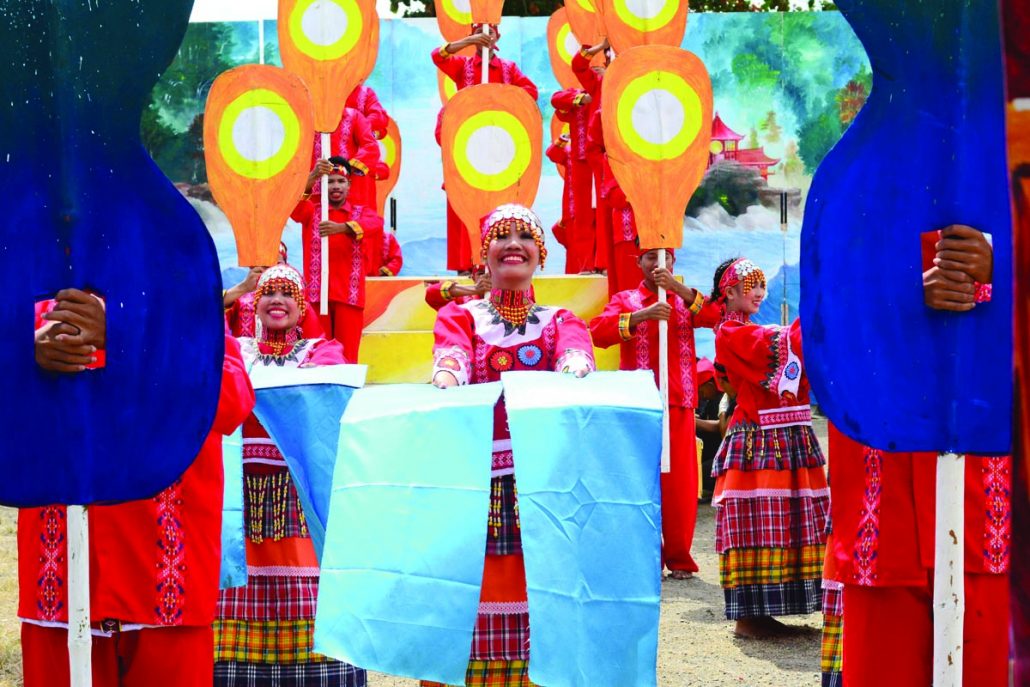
[470, 0, 504, 25]
[204, 65, 315, 266]
[436, 0, 473, 42]
[278, 0, 380, 134]
[440, 83, 542, 264]
[601, 45, 711, 250]
[375, 118, 403, 216]
[596, 0, 688, 54]
[565, 0, 606, 45]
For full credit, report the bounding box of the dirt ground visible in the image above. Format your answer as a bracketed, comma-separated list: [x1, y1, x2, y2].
[0, 418, 831, 687]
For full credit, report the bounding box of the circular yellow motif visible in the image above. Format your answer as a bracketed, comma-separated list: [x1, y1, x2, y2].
[574, 0, 596, 14]
[381, 134, 397, 167]
[288, 0, 363, 62]
[440, 0, 473, 26]
[218, 89, 301, 180]
[443, 77, 458, 102]
[557, 23, 575, 66]
[616, 71, 702, 162]
[453, 110, 532, 192]
[710, 140, 723, 154]
[612, 0, 677, 33]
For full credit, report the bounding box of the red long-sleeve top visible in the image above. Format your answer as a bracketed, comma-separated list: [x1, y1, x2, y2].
[367, 230, 403, 276]
[590, 282, 721, 407]
[18, 336, 255, 628]
[346, 85, 390, 139]
[290, 199, 384, 307]
[552, 88, 592, 161]
[312, 107, 381, 177]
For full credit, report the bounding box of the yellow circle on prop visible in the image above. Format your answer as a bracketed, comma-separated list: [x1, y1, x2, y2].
[575, 0, 596, 13]
[453, 110, 531, 192]
[288, 0, 362, 62]
[616, 71, 702, 162]
[381, 134, 397, 167]
[444, 78, 458, 101]
[710, 140, 723, 154]
[612, 0, 676, 33]
[557, 23, 575, 65]
[441, 0, 473, 25]
[218, 89, 301, 180]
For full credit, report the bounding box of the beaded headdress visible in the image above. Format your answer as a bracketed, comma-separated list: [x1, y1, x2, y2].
[718, 258, 765, 300]
[256, 264, 306, 317]
[328, 162, 350, 177]
[480, 203, 547, 269]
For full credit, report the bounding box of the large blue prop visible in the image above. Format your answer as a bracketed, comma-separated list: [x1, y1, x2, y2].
[0, 0, 224, 506]
[251, 365, 367, 561]
[801, 0, 1013, 454]
[315, 383, 501, 685]
[504, 371, 664, 687]
[220, 428, 247, 589]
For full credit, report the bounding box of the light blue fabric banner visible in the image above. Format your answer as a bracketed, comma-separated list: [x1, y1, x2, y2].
[219, 426, 246, 589]
[502, 371, 664, 687]
[314, 382, 502, 686]
[251, 365, 367, 562]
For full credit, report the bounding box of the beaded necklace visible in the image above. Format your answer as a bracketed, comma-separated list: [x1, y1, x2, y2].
[260, 327, 300, 357]
[489, 288, 533, 327]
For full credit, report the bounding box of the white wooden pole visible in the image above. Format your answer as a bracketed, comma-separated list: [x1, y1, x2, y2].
[67, 505, 92, 687]
[320, 131, 331, 315]
[657, 248, 671, 473]
[932, 452, 965, 687]
[481, 24, 490, 85]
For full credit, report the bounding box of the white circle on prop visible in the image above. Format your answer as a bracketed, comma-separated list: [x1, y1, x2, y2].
[563, 29, 579, 58]
[623, 0, 664, 20]
[302, 0, 348, 47]
[232, 106, 286, 162]
[631, 88, 684, 145]
[466, 126, 516, 175]
[453, 0, 472, 13]
[377, 139, 387, 158]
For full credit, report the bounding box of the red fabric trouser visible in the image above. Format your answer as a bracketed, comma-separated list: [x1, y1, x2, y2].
[841, 572, 1009, 687]
[608, 240, 642, 297]
[661, 408, 699, 572]
[316, 301, 364, 362]
[22, 622, 213, 687]
[564, 159, 596, 274]
[446, 201, 474, 272]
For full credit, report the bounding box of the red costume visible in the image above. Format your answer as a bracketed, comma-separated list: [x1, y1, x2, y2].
[586, 109, 638, 295]
[19, 336, 255, 687]
[225, 291, 324, 339]
[572, 48, 611, 275]
[346, 84, 390, 140]
[826, 429, 1011, 687]
[590, 282, 720, 572]
[545, 136, 572, 254]
[552, 88, 596, 273]
[312, 108, 381, 208]
[290, 198, 384, 360]
[432, 44, 539, 272]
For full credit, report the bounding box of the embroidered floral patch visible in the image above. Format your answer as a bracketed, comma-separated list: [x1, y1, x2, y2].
[785, 361, 801, 381]
[489, 349, 515, 372]
[517, 344, 543, 367]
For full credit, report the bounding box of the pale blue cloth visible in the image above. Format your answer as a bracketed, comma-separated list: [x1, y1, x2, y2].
[314, 383, 502, 686]
[503, 370, 664, 687]
[251, 364, 366, 562]
[219, 426, 246, 589]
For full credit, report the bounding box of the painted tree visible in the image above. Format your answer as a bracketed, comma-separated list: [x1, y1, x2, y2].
[759, 110, 782, 143]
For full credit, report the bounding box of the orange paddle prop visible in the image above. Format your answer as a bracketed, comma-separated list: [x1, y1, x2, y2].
[437, 61, 466, 106]
[436, 0, 473, 42]
[596, 0, 688, 54]
[565, 0, 606, 46]
[548, 7, 603, 89]
[375, 118, 402, 216]
[601, 45, 711, 250]
[550, 112, 570, 179]
[278, 0, 380, 134]
[441, 83, 542, 263]
[204, 65, 315, 267]
[470, 0, 504, 25]
[602, 44, 711, 474]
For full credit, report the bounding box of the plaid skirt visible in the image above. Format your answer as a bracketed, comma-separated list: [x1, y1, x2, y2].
[420, 660, 537, 687]
[821, 579, 844, 687]
[719, 544, 824, 619]
[214, 661, 366, 687]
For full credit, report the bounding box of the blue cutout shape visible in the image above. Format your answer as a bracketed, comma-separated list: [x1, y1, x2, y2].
[801, 0, 1012, 454]
[220, 427, 247, 590]
[503, 371, 664, 687]
[315, 383, 501, 686]
[0, 0, 224, 506]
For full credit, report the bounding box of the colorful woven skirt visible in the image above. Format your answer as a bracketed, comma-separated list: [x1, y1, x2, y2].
[713, 422, 829, 619]
[420, 660, 537, 687]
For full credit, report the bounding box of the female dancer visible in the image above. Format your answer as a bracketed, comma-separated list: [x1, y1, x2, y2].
[710, 257, 829, 638]
[427, 204, 595, 686]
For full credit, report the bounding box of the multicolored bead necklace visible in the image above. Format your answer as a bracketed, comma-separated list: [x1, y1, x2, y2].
[489, 288, 534, 326]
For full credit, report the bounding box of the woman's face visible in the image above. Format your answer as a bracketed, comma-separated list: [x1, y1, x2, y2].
[486, 224, 540, 288]
[726, 281, 766, 315]
[256, 288, 301, 331]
